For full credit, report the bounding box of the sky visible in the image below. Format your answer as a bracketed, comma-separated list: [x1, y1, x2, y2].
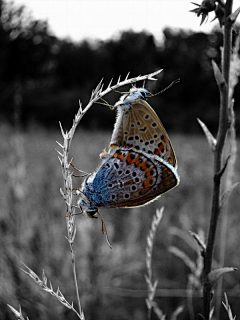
[12, 0, 239, 42]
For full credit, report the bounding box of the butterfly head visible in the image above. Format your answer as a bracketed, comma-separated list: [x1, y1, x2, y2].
[128, 87, 151, 100]
[78, 183, 99, 219]
[78, 198, 99, 218]
[114, 87, 152, 108]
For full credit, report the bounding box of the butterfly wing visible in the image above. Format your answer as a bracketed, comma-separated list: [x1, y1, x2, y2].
[110, 99, 177, 168]
[81, 148, 179, 209]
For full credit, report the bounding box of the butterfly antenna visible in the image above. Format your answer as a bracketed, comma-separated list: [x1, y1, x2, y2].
[149, 78, 180, 97]
[143, 79, 146, 88]
[98, 211, 112, 249]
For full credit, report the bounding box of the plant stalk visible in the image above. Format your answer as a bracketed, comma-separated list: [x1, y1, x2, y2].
[203, 1, 233, 318]
[70, 242, 84, 319]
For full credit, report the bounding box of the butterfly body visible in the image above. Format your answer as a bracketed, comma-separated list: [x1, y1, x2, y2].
[114, 87, 151, 108]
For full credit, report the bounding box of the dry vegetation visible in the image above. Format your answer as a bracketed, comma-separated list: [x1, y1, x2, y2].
[1, 123, 239, 319]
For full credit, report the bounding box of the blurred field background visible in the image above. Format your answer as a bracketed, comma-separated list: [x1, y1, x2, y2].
[1, 0, 240, 319]
[1, 126, 240, 320]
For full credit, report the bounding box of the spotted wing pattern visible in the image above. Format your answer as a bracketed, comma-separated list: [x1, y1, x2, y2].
[79, 148, 179, 210]
[110, 93, 177, 168]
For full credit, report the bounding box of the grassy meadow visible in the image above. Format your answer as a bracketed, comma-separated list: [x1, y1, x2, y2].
[1, 123, 240, 320]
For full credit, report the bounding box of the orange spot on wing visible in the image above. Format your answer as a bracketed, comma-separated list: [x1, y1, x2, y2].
[135, 158, 141, 167]
[143, 180, 150, 188]
[113, 152, 125, 161]
[141, 164, 148, 171]
[145, 170, 151, 179]
[126, 153, 134, 165]
[117, 154, 125, 161]
[158, 143, 165, 154]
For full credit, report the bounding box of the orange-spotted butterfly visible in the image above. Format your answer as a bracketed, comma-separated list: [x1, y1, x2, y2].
[78, 87, 179, 217]
[109, 87, 177, 168]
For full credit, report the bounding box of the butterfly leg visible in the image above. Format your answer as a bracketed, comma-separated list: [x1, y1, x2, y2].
[94, 97, 115, 110]
[71, 187, 81, 195]
[65, 205, 84, 217]
[74, 205, 84, 215]
[69, 162, 89, 177]
[110, 87, 129, 95]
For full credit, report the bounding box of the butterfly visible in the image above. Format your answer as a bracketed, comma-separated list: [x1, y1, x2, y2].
[78, 147, 179, 217]
[78, 86, 179, 217]
[108, 87, 178, 168]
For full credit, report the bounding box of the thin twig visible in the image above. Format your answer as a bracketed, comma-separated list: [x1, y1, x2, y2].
[21, 263, 82, 319]
[7, 304, 29, 320]
[222, 293, 236, 320]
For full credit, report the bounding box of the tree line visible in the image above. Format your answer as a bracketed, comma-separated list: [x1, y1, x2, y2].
[0, 0, 239, 133]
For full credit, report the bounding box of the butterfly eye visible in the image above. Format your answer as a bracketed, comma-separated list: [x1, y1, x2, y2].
[140, 91, 147, 100]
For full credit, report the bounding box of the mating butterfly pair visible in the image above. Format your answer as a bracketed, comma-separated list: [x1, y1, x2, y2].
[78, 87, 180, 217]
